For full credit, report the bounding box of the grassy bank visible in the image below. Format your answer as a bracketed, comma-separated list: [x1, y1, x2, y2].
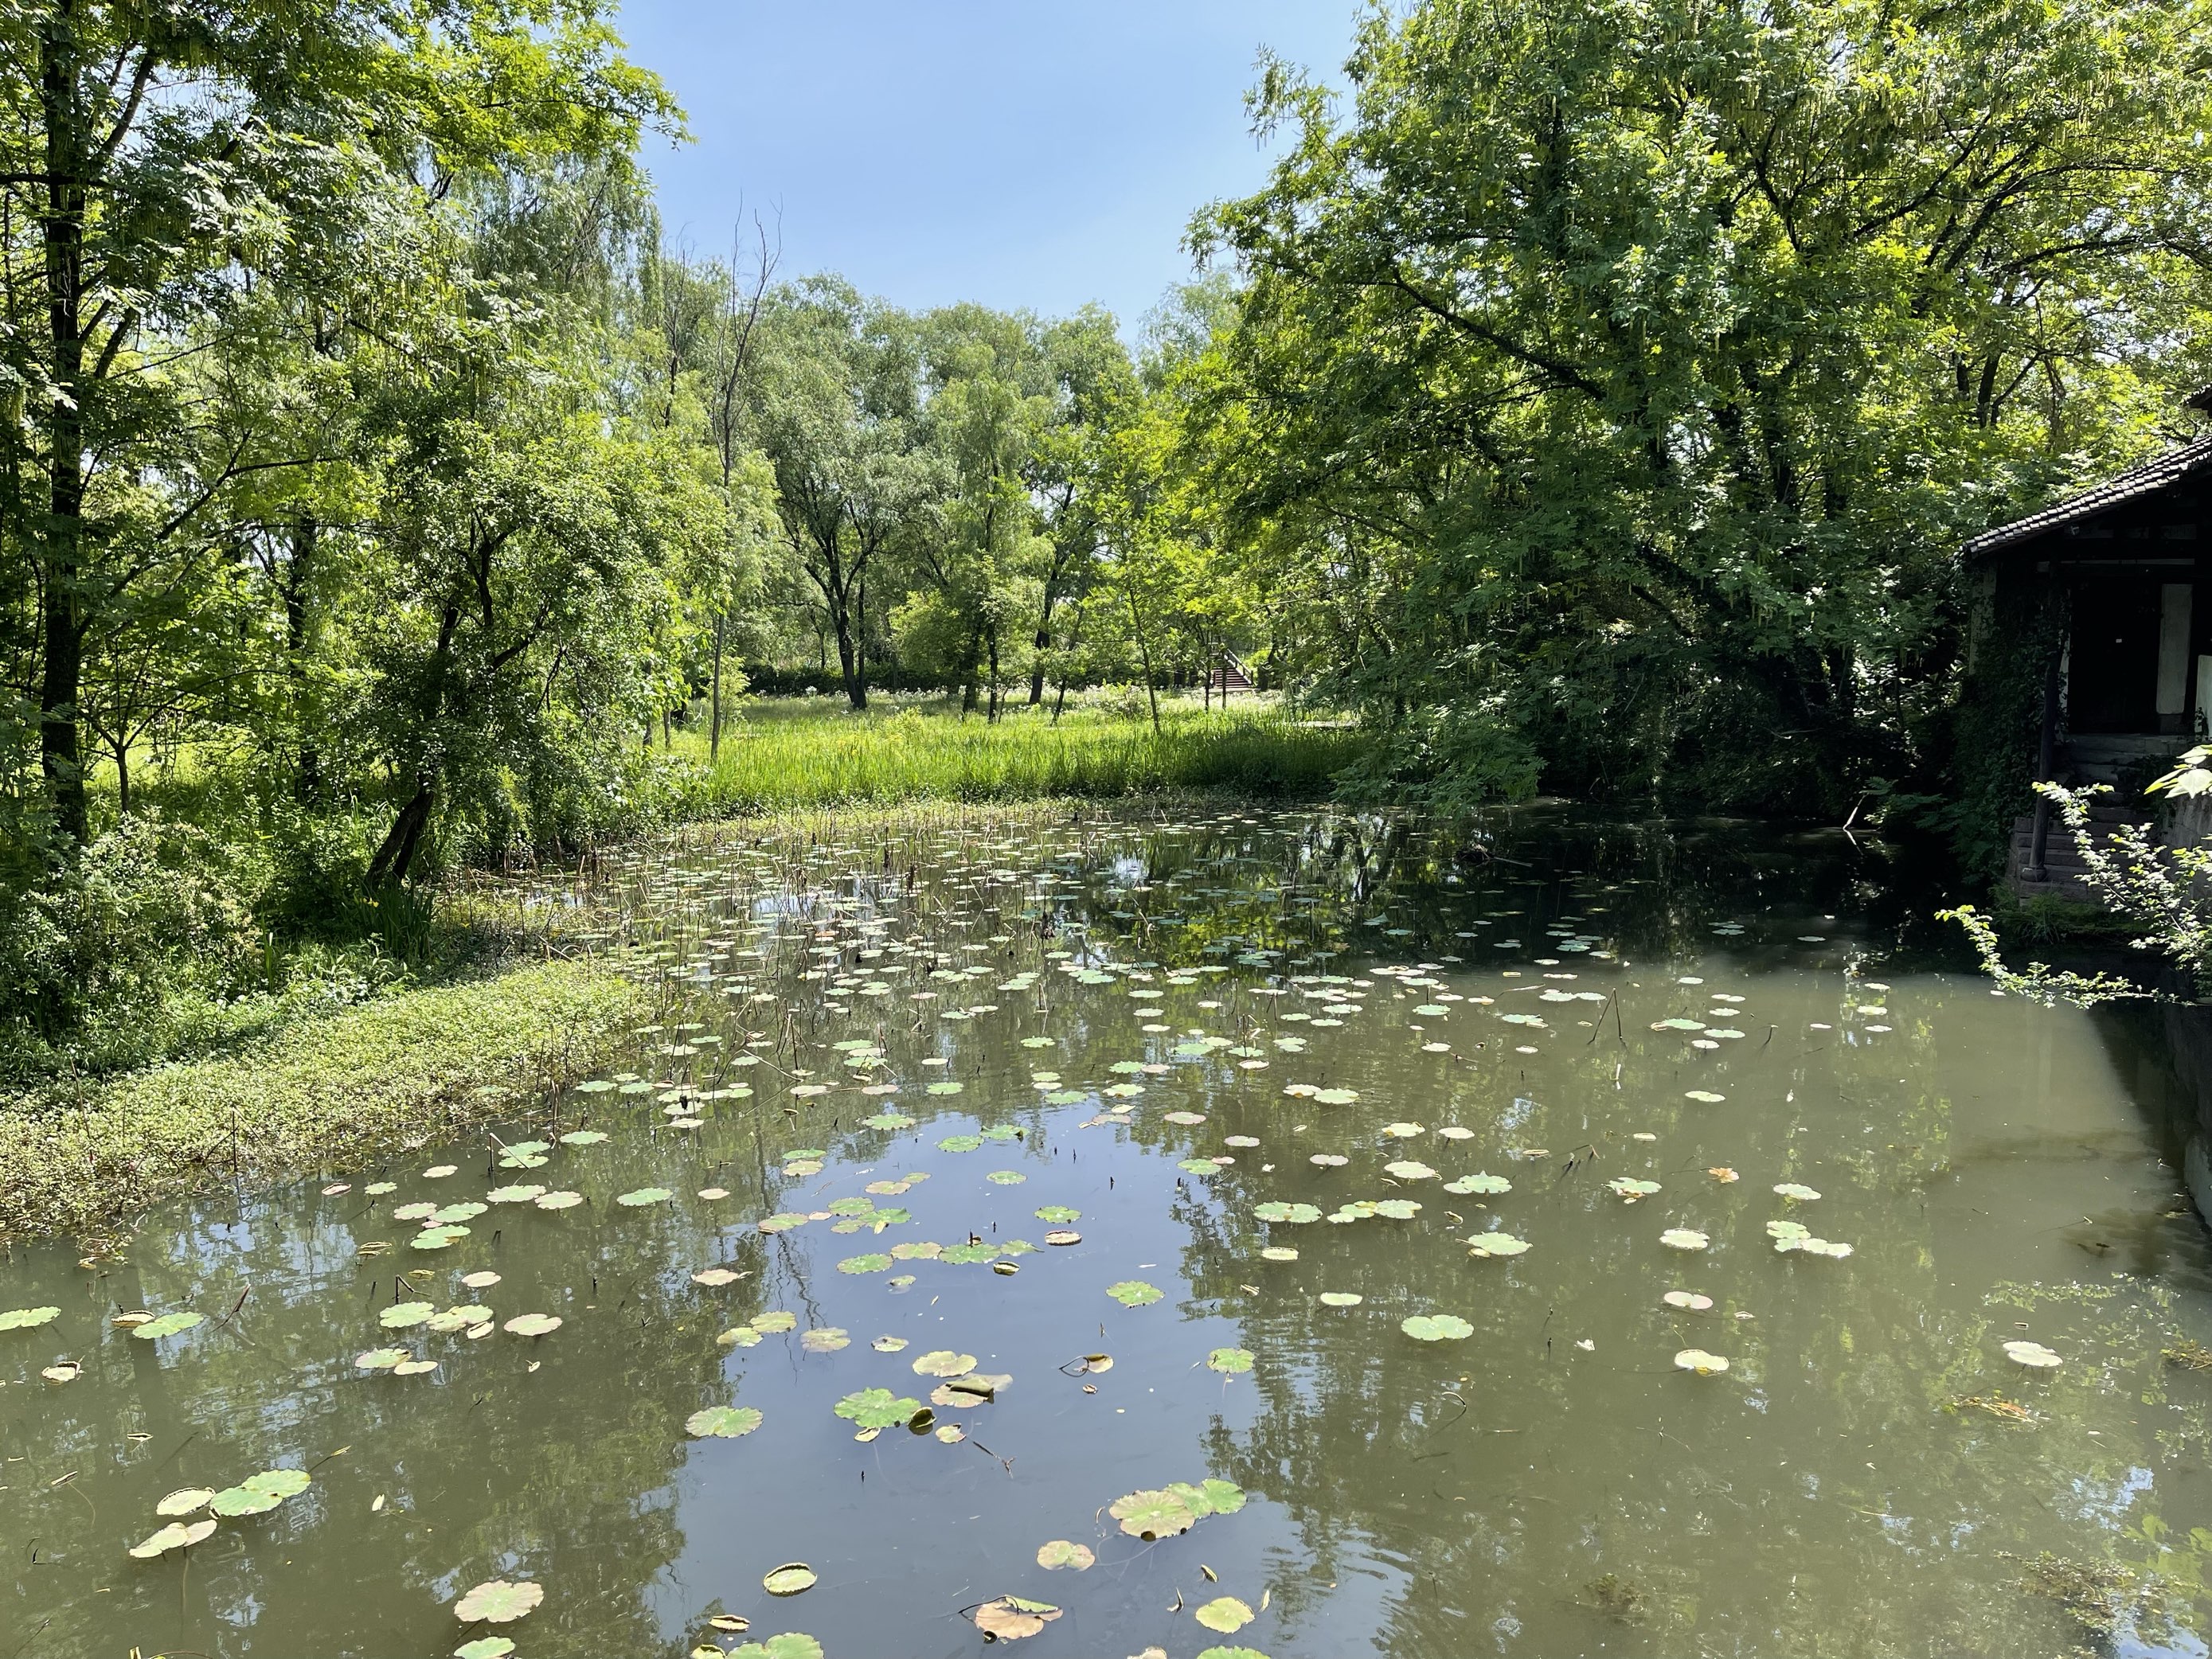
[667, 696, 1355, 814]
[0, 958, 647, 1244]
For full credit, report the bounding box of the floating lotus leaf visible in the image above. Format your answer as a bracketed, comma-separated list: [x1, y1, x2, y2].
[485, 1186, 542, 1204]
[1659, 1228, 1710, 1251]
[891, 1240, 942, 1259]
[130, 1311, 203, 1341]
[753, 1311, 797, 1333]
[534, 1190, 584, 1210]
[412, 1226, 468, 1251]
[209, 1485, 283, 1517]
[356, 1347, 410, 1369]
[926, 1080, 965, 1095]
[834, 1388, 922, 1429]
[616, 1187, 673, 1207]
[394, 1202, 438, 1221]
[987, 1169, 1027, 1185]
[1384, 1160, 1438, 1181]
[558, 1130, 608, 1146]
[0, 1306, 60, 1331]
[1401, 1314, 1474, 1341]
[1790, 1236, 1854, 1258]
[973, 1595, 1061, 1641]
[862, 1112, 916, 1130]
[758, 1213, 811, 1233]
[686, 1405, 764, 1438]
[1318, 1291, 1362, 1306]
[1663, 1290, 1714, 1310]
[800, 1326, 850, 1352]
[1036, 1540, 1094, 1570]
[1194, 1649, 1272, 1659]
[380, 1302, 436, 1329]
[1675, 1349, 1730, 1376]
[2003, 1340, 2063, 1369]
[937, 1134, 983, 1153]
[1444, 1173, 1511, 1195]
[1163, 1111, 1207, 1126]
[1309, 1153, 1349, 1168]
[872, 1335, 909, 1353]
[692, 1267, 744, 1286]
[1110, 1488, 1197, 1539]
[127, 1518, 215, 1557]
[502, 1314, 561, 1337]
[1252, 1202, 1321, 1224]
[1178, 1157, 1221, 1174]
[1608, 1178, 1661, 1199]
[1466, 1232, 1530, 1258]
[455, 1641, 517, 1659]
[1772, 1182, 1821, 1201]
[1194, 1597, 1256, 1634]
[717, 1325, 764, 1348]
[1654, 1018, 1706, 1032]
[242, 1469, 310, 1499]
[1106, 1280, 1163, 1306]
[913, 1349, 977, 1377]
[1260, 1246, 1299, 1262]
[1684, 1090, 1725, 1103]
[156, 1487, 216, 1516]
[1034, 1205, 1081, 1224]
[940, 1243, 997, 1264]
[836, 1254, 893, 1275]
[781, 1161, 824, 1177]
[455, 1579, 544, 1623]
[395, 1359, 440, 1376]
[1312, 1087, 1358, 1105]
[1207, 1347, 1255, 1374]
[1168, 1477, 1245, 1517]
[1373, 1199, 1422, 1220]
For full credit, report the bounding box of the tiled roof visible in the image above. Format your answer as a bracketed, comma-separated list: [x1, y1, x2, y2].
[1963, 435, 2212, 556]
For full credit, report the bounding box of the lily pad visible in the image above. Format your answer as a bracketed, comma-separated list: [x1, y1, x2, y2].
[2003, 1339, 2063, 1369]
[1675, 1348, 1731, 1376]
[129, 1311, 204, 1341]
[987, 1169, 1027, 1185]
[355, 1347, 411, 1369]
[155, 1487, 216, 1516]
[1684, 1090, 1725, 1103]
[834, 1388, 924, 1429]
[800, 1327, 850, 1352]
[1444, 1173, 1511, 1195]
[1036, 1539, 1095, 1570]
[837, 1254, 893, 1275]
[1772, 1182, 1822, 1201]
[1401, 1314, 1474, 1341]
[1110, 1487, 1197, 1539]
[1207, 1347, 1255, 1374]
[937, 1134, 983, 1153]
[973, 1595, 1061, 1641]
[1034, 1205, 1081, 1223]
[616, 1187, 674, 1207]
[0, 1306, 60, 1331]
[764, 1563, 819, 1596]
[1106, 1280, 1163, 1306]
[913, 1349, 979, 1377]
[1659, 1228, 1710, 1251]
[1466, 1232, 1530, 1258]
[455, 1641, 518, 1659]
[1252, 1202, 1321, 1224]
[558, 1130, 608, 1146]
[1318, 1291, 1362, 1306]
[380, 1302, 436, 1329]
[127, 1518, 216, 1557]
[730, 1635, 822, 1659]
[1383, 1160, 1437, 1181]
[502, 1314, 562, 1337]
[455, 1579, 544, 1623]
[1194, 1597, 1256, 1634]
[686, 1405, 764, 1438]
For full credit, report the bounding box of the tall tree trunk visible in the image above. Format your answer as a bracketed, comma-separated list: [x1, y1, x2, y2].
[986, 629, 1000, 724]
[366, 778, 436, 888]
[832, 596, 868, 710]
[1124, 576, 1161, 734]
[709, 611, 725, 762]
[287, 516, 322, 798]
[37, 4, 88, 843]
[1028, 586, 1059, 705]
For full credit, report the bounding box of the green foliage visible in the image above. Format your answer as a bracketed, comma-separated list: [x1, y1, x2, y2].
[1192, 0, 2212, 812]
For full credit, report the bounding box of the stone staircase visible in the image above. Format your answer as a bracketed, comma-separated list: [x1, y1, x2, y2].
[2009, 800, 2156, 904]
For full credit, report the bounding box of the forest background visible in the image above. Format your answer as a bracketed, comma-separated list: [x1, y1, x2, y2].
[6, 0, 2212, 1086]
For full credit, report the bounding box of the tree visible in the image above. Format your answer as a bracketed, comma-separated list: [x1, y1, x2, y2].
[1192, 0, 2212, 813]
[0, 0, 677, 846]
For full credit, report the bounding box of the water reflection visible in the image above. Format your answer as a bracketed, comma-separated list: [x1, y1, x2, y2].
[2, 809, 2210, 1657]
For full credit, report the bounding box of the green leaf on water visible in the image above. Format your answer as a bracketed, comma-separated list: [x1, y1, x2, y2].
[987, 1169, 1027, 1185]
[411, 1225, 468, 1251]
[1401, 1314, 1475, 1341]
[937, 1135, 983, 1153]
[1318, 1291, 1362, 1306]
[155, 1487, 215, 1516]
[1194, 1649, 1272, 1659]
[834, 1388, 924, 1429]
[208, 1484, 284, 1517]
[926, 1081, 965, 1095]
[130, 1311, 203, 1340]
[1036, 1539, 1094, 1570]
[484, 1186, 541, 1204]
[0, 1306, 59, 1330]
[800, 1327, 850, 1352]
[863, 1112, 916, 1130]
[1106, 1280, 1163, 1306]
[763, 1563, 819, 1597]
[616, 1187, 673, 1207]
[502, 1314, 561, 1337]
[380, 1302, 436, 1329]
[912, 1349, 978, 1376]
[1194, 1597, 1256, 1634]
[1034, 1205, 1081, 1223]
[1252, 1202, 1321, 1224]
[454, 1641, 517, 1659]
[356, 1346, 410, 1369]
[454, 1579, 544, 1623]
[686, 1405, 764, 1438]
[1684, 1090, 1725, 1103]
[1260, 1246, 1298, 1262]
[127, 1519, 215, 1558]
[558, 1130, 608, 1146]
[753, 1310, 799, 1333]
[836, 1253, 893, 1275]
[1109, 1487, 1197, 1539]
[1444, 1173, 1511, 1195]
[1373, 1200, 1422, 1220]
[1466, 1232, 1530, 1258]
[1384, 1160, 1437, 1181]
[1207, 1347, 1255, 1374]
[241, 1469, 310, 1500]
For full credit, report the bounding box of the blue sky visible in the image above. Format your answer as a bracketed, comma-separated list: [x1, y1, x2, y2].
[611, 1, 1366, 330]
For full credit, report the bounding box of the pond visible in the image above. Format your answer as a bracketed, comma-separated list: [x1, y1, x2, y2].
[5, 806, 2212, 1659]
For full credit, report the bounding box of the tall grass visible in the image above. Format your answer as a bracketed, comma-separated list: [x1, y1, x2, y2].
[666, 698, 1355, 816]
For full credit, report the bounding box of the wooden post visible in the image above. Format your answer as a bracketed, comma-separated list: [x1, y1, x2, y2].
[2027, 642, 2062, 880]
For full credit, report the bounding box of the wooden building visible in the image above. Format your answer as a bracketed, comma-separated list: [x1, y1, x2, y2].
[1964, 429, 2212, 895]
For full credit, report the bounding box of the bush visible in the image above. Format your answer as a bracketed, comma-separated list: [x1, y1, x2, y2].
[0, 813, 259, 1077]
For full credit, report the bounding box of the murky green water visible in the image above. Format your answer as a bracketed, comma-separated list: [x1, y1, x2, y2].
[6, 807, 2212, 1659]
